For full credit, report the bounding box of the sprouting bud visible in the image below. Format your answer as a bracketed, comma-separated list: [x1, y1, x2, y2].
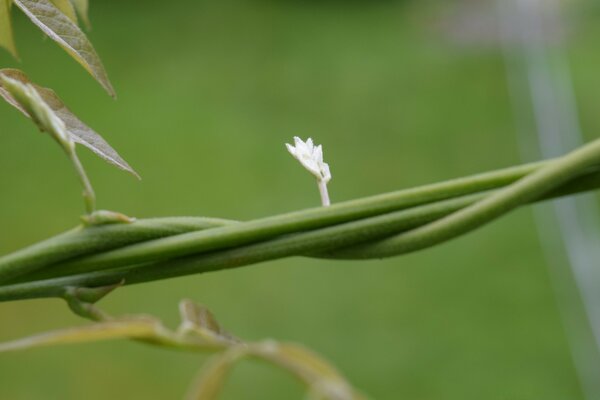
[81, 210, 136, 226]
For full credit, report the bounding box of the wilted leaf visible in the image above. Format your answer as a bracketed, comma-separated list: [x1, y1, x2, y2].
[49, 0, 76, 23]
[0, 299, 366, 399]
[13, 0, 114, 96]
[69, 0, 88, 28]
[0, 0, 18, 58]
[0, 69, 140, 178]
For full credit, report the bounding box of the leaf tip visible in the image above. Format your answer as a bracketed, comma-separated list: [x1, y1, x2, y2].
[130, 169, 141, 180]
[0, 44, 19, 61]
[103, 80, 116, 98]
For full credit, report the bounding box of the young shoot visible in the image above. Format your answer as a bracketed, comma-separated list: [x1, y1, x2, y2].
[0, 75, 96, 214]
[0, 69, 138, 224]
[286, 136, 332, 206]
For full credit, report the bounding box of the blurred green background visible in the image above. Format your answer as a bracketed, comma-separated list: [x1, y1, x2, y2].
[1, 0, 599, 398]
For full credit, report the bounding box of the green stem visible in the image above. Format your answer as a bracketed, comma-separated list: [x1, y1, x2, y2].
[68, 149, 96, 214]
[0, 159, 551, 284]
[0, 193, 494, 301]
[2, 168, 600, 302]
[330, 137, 600, 258]
[1, 139, 600, 302]
[0, 217, 236, 284]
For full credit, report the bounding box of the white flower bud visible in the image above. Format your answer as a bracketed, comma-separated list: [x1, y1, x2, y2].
[286, 136, 332, 206]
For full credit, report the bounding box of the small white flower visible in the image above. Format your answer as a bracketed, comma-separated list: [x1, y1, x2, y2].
[286, 136, 332, 206]
[286, 136, 331, 183]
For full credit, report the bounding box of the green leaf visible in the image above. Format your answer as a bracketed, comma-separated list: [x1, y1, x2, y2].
[63, 282, 124, 320]
[49, 0, 77, 23]
[0, 69, 139, 178]
[0, 0, 18, 58]
[13, 0, 115, 96]
[69, 0, 89, 29]
[0, 74, 74, 151]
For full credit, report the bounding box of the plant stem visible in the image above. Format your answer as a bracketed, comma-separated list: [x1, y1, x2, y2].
[318, 180, 330, 207]
[1, 139, 600, 302]
[0, 158, 550, 284]
[68, 149, 96, 214]
[1, 166, 599, 302]
[331, 136, 600, 259]
[0, 217, 236, 284]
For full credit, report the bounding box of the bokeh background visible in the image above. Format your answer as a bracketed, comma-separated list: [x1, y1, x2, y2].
[1, 0, 600, 399]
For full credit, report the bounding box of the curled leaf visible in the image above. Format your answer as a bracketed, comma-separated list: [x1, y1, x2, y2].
[63, 281, 124, 320]
[12, 0, 114, 96]
[0, 0, 18, 58]
[0, 69, 140, 178]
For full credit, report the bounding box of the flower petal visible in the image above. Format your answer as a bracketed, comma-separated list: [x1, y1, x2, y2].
[321, 163, 331, 183]
[285, 143, 297, 157]
[305, 137, 314, 153]
[314, 145, 323, 164]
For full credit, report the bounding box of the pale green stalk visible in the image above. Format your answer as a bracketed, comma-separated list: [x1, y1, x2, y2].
[68, 149, 96, 214]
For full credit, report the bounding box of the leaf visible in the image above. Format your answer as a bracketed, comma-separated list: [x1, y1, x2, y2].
[0, 0, 18, 58]
[0, 74, 74, 151]
[13, 0, 115, 96]
[49, 0, 76, 23]
[179, 300, 224, 335]
[178, 300, 238, 344]
[69, 0, 88, 29]
[0, 300, 366, 399]
[0, 69, 140, 178]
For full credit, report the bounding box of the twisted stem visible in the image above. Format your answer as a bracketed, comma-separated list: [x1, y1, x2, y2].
[1, 139, 600, 302]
